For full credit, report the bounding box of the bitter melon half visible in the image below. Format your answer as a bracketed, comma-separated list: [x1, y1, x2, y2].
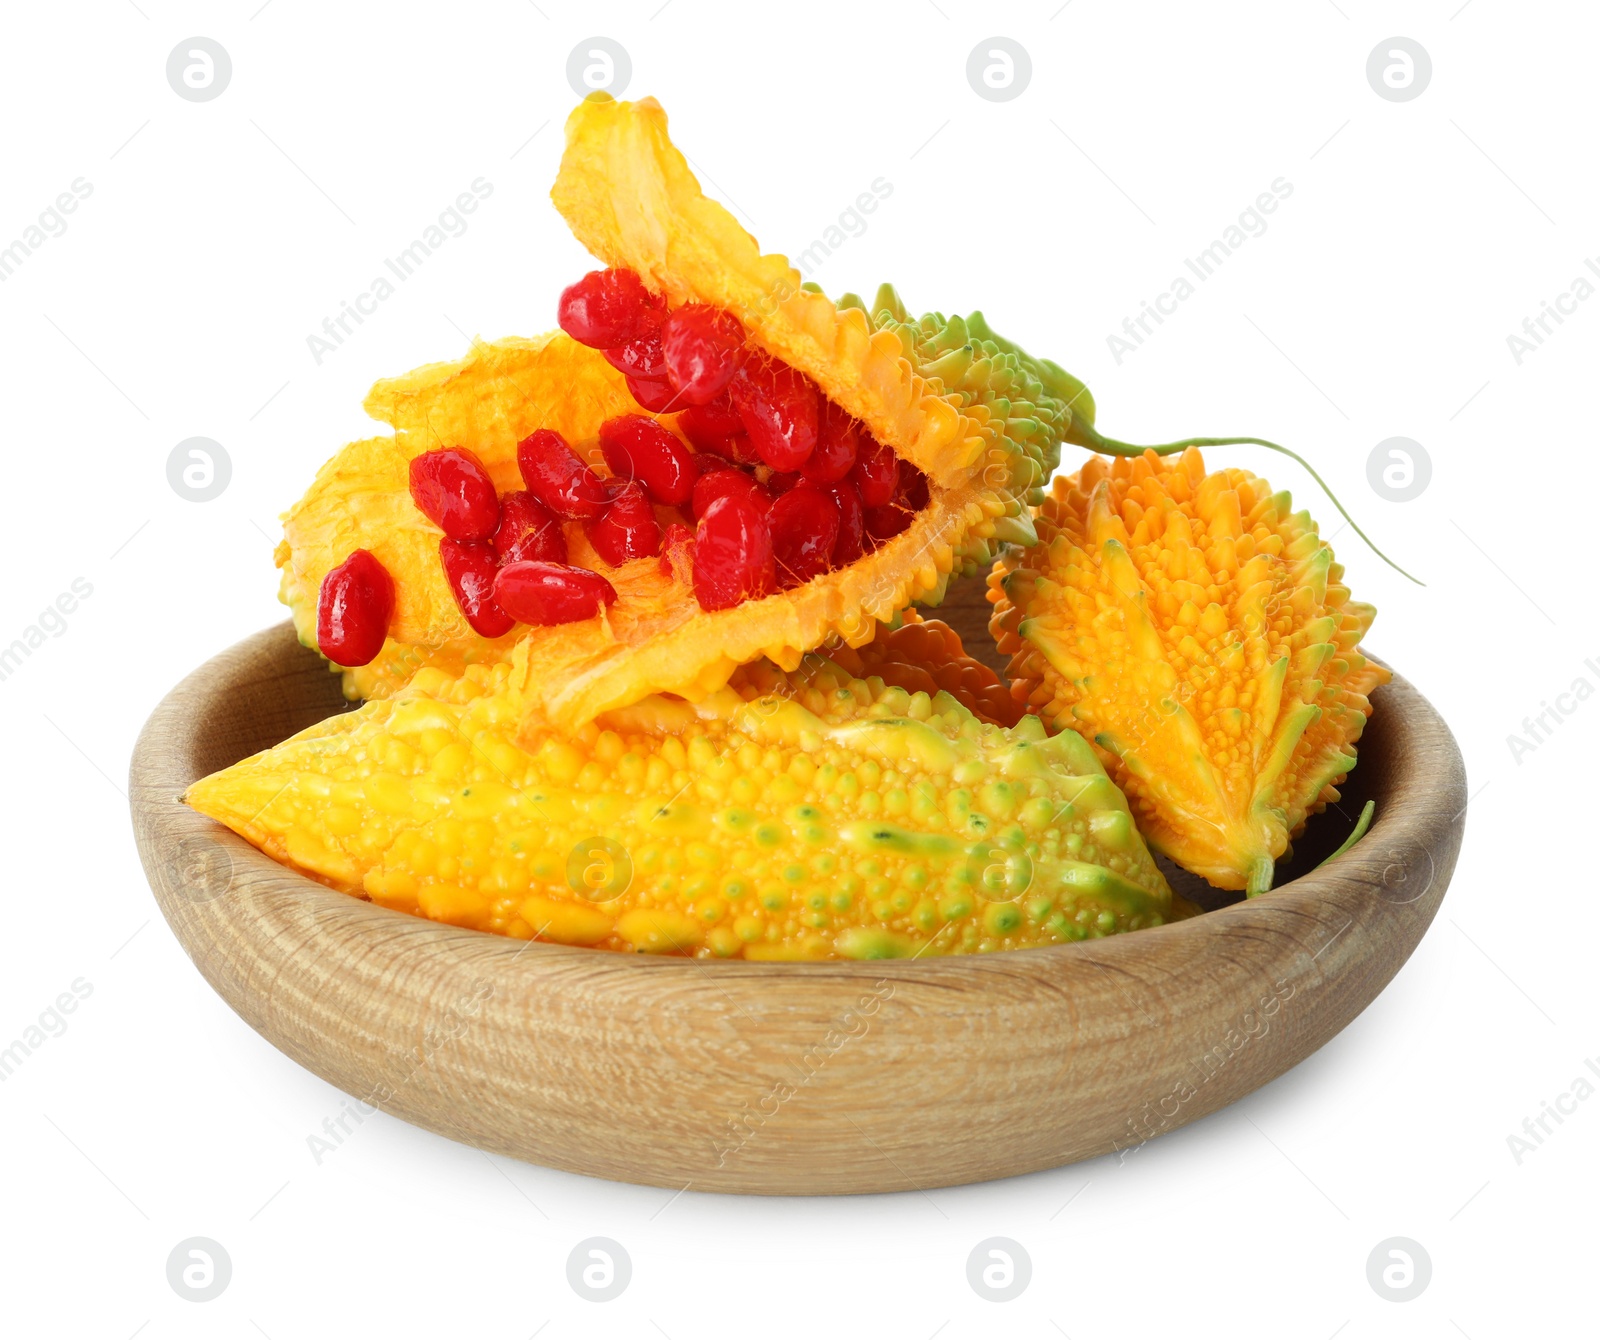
[273, 94, 1079, 731]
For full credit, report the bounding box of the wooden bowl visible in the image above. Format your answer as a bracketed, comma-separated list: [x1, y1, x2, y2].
[130, 621, 1465, 1195]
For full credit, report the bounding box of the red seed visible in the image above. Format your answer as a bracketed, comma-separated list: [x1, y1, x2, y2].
[439, 538, 515, 637]
[585, 480, 662, 566]
[864, 503, 914, 543]
[494, 561, 617, 626]
[692, 468, 770, 521]
[829, 482, 866, 566]
[848, 438, 899, 508]
[603, 329, 667, 380]
[408, 448, 500, 541]
[517, 429, 609, 520]
[677, 395, 744, 448]
[625, 374, 678, 413]
[659, 521, 695, 581]
[557, 268, 660, 348]
[501, 525, 567, 565]
[492, 490, 565, 562]
[764, 470, 799, 497]
[729, 353, 818, 471]
[769, 485, 841, 589]
[316, 549, 394, 667]
[661, 304, 744, 405]
[896, 461, 930, 511]
[802, 401, 861, 485]
[599, 414, 698, 506]
[693, 494, 774, 610]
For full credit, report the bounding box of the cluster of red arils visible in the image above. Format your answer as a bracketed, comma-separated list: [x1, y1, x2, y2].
[557, 266, 929, 609]
[314, 268, 935, 666]
[406, 443, 620, 638]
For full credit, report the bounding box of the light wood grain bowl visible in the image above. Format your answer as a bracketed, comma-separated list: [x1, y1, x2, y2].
[130, 610, 1465, 1196]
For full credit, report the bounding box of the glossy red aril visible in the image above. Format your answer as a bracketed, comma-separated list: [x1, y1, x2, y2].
[316, 549, 394, 667]
[517, 429, 609, 520]
[801, 402, 861, 485]
[896, 461, 930, 511]
[764, 470, 799, 497]
[625, 375, 677, 413]
[729, 354, 818, 472]
[693, 494, 774, 610]
[557, 268, 659, 349]
[661, 304, 744, 405]
[769, 485, 840, 588]
[501, 525, 567, 566]
[494, 561, 617, 626]
[692, 468, 770, 521]
[491, 490, 564, 563]
[677, 396, 744, 451]
[864, 503, 913, 543]
[585, 480, 661, 566]
[408, 448, 500, 541]
[829, 482, 865, 566]
[848, 438, 898, 508]
[438, 538, 515, 637]
[599, 414, 698, 506]
[603, 329, 667, 380]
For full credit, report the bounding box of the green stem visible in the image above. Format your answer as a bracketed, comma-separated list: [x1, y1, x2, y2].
[1320, 799, 1376, 868]
[1065, 421, 1425, 587]
[1246, 856, 1276, 898]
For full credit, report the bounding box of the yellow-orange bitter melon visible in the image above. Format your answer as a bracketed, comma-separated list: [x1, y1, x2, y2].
[186, 636, 1172, 959]
[990, 447, 1389, 894]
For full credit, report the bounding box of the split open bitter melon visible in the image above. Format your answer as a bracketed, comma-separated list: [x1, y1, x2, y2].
[989, 448, 1389, 894]
[273, 94, 1079, 732]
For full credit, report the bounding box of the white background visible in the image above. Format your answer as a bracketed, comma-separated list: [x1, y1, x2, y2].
[0, 1, 1592, 1336]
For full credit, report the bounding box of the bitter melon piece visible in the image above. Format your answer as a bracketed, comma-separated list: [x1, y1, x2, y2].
[989, 447, 1389, 894]
[272, 96, 1079, 728]
[185, 652, 1170, 959]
